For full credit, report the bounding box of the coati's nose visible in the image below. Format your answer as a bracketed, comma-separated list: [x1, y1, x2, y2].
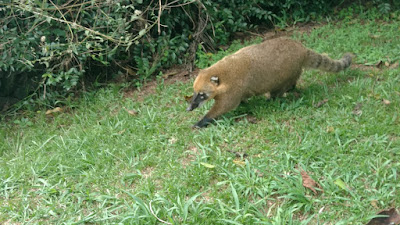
[186, 93, 199, 111]
[186, 103, 198, 111]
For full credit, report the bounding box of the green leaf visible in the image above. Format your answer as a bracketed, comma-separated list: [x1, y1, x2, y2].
[138, 29, 146, 37]
[230, 183, 240, 211]
[200, 162, 215, 168]
[334, 178, 348, 190]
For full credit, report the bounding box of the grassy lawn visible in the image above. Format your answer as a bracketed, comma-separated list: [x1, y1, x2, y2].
[1, 11, 400, 224]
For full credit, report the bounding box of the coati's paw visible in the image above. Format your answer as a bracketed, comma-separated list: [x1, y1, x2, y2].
[192, 117, 214, 128]
[264, 92, 272, 100]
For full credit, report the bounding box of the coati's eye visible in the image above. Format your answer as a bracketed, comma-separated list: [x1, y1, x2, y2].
[210, 76, 219, 85]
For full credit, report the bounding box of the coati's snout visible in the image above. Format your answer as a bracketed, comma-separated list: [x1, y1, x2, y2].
[187, 75, 220, 112]
[186, 92, 209, 111]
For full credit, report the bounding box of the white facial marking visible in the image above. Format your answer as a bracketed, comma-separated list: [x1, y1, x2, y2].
[211, 76, 219, 83]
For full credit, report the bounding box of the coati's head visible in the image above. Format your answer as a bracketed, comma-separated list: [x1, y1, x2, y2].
[186, 72, 220, 111]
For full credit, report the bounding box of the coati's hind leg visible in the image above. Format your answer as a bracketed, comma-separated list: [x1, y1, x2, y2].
[270, 83, 297, 99]
[271, 72, 301, 99]
[193, 94, 241, 128]
[270, 90, 285, 99]
[270, 84, 297, 99]
[288, 71, 302, 92]
[287, 83, 297, 92]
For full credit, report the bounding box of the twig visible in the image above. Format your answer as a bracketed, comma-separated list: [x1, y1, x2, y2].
[246, 31, 265, 38]
[158, 0, 162, 35]
[166, 0, 196, 8]
[30, 1, 92, 11]
[165, 0, 180, 7]
[14, 3, 156, 46]
[15, 4, 118, 43]
[195, 0, 214, 37]
[49, 0, 74, 42]
[43, 83, 46, 99]
[149, 200, 172, 225]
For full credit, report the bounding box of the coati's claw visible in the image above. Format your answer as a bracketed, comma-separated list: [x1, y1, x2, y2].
[193, 117, 213, 128]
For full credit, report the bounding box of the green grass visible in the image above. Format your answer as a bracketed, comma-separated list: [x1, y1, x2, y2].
[293, 20, 400, 65]
[1, 13, 400, 224]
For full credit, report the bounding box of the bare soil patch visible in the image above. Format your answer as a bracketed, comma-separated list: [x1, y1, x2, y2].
[181, 145, 200, 169]
[124, 66, 198, 101]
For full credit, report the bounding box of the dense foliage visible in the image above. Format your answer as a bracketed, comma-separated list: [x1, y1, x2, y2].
[0, 0, 398, 110]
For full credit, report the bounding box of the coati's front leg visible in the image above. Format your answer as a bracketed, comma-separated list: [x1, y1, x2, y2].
[194, 94, 241, 128]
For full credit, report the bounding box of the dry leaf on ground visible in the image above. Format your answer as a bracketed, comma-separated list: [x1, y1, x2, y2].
[300, 170, 323, 194]
[326, 126, 335, 133]
[353, 103, 363, 116]
[45, 107, 63, 115]
[168, 137, 177, 145]
[376, 60, 384, 68]
[382, 99, 391, 105]
[370, 200, 379, 209]
[255, 169, 264, 177]
[234, 115, 258, 124]
[389, 62, 399, 69]
[245, 115, 258, 124]
[233, 159, 246, 166]
[314, 99, 328, 108]
[123, 107, 138, 116]
[227, 150, 248, 158]
[162, 71, 178, 78]
[184, 95, 193, 102]
[366, 208, 400, 225]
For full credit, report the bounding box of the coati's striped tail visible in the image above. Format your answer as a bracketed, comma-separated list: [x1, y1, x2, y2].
[305, 50, 353, 72]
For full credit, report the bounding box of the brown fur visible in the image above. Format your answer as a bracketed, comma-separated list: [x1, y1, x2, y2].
[189, 37, 352, 127]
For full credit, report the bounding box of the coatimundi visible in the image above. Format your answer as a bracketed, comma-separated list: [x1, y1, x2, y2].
[187, 38, 353, 128]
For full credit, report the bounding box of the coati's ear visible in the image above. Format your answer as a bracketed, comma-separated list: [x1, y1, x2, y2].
[210, 76, 219, 85]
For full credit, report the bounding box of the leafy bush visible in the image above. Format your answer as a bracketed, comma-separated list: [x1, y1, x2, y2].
[195, 38, 263, 69]
[0, 0, 398, 111]
[1, 0, 144, 109]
